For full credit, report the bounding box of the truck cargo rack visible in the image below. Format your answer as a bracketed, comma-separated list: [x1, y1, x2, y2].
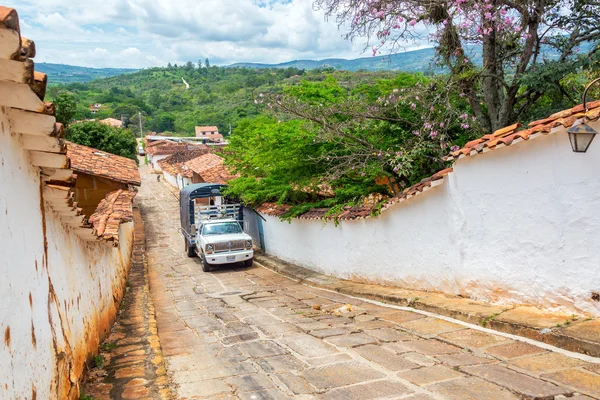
[194, 204, 241, 222]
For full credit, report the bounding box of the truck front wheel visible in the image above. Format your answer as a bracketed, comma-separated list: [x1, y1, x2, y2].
[201, 254, 211, 272]
[185, 239, 196, 258]
[245, 259, 253, 268]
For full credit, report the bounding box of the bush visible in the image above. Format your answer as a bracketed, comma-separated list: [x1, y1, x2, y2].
[65, 121, 139, 164]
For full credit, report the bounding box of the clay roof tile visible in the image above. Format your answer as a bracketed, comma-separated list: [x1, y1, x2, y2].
[66, 141, 141, 186]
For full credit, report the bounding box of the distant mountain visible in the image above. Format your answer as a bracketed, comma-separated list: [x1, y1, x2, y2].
[228, 48, 441, 72]
[37, 63, 137, 84]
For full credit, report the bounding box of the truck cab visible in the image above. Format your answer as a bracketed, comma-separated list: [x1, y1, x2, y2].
[180, 183, 253, 272]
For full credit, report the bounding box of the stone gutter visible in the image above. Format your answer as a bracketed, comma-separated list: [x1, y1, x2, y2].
[254, 253, 600, 358]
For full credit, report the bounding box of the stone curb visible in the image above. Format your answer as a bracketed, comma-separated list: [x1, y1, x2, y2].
[254, 253, 600, 358]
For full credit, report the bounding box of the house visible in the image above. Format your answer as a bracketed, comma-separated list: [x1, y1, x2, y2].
[145, 141, 188, 171]
[184, 153, 238, 185]
[89, 103, 102, 114]
[66, 141, 141, 216]
[156, 148, 210, 190]
[98, 117, 124, 128]
[195, 125, 224, 143]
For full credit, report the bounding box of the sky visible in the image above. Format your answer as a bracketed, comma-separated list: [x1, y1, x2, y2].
[3, 0, 430, 69]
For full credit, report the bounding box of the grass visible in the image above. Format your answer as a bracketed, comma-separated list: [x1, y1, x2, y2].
[92, 355, 105, 369]
[481, 313, 501, 327]
[100, 342, 117, 352]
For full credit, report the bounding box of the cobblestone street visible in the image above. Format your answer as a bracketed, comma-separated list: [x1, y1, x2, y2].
[137, 165, 600, 400]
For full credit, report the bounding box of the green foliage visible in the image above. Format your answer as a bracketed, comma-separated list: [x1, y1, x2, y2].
[54, 65, 399, 138]
[65, 121, 138, 164]
[92, 355, 105, 368]
[54, 92, 77, 126]
[224, 73, 462, 219]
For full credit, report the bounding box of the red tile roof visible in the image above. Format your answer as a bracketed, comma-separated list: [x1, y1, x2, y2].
[157, 149, 210, 178]
[450, 101, 600, 160]
[88, 189, 136, 245]
[66, 141, 141, 186]
[98, 117, 123, 128]
[184, 153, 238, 184]
[196, 126, 219, 133]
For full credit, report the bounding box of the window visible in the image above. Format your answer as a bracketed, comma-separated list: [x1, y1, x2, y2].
[202, 222, 243, 236]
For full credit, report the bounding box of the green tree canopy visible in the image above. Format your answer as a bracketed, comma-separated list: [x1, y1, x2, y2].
[65, 121, 138, 164]
[54, 92, 77, 126]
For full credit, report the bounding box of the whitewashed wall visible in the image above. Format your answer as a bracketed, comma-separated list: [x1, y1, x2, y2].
[163, 170, 178, 189]
[150, 154, 169, 171]
[0, 108, 134, 399]
[261, 124, 600, 316]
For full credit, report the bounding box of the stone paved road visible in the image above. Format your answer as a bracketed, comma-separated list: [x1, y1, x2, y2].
[137, 165, 600, 400]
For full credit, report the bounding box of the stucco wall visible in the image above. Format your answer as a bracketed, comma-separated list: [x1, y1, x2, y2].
[0, 108, 134, 399]
[260, 126, 600, 316]
[163, 170, 178, 189]
[150, 155, 168, 171]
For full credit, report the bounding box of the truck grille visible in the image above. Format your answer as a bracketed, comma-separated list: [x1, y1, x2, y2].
[214, 240, 246, 253]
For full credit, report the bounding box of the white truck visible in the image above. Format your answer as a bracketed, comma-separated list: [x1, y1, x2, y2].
[194, 205, 254, 272]
[180, 183, 254, 272]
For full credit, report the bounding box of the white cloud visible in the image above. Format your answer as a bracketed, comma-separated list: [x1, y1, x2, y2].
[5, 0, 429, 68]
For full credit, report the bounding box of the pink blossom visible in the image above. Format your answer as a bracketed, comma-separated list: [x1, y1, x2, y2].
[451, 145, 460, 152]
[430, 131, 439, 139]
[409, 19, 417, 26]
[410, 103, 417, 110]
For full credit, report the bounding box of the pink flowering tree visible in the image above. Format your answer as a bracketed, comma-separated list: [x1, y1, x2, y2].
[315, 0, 600, 132]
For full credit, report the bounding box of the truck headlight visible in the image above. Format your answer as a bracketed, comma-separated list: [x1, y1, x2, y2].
[245, 240, 252, 250]
[206, 244, 214, 254]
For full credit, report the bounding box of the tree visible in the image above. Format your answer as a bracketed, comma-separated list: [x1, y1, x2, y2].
[314, 0, 600, 132]
[205, 58, 210, 69]
[151, 113, 176, 133]
[65, 121, 138, 163]
[54, 92, 77, 126]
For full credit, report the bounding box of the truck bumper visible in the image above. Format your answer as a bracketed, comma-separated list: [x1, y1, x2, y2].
[205, 250, 254, 265]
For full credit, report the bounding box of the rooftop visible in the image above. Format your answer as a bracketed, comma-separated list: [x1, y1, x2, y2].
[66, 141, 141, 186]
[196, 126, 219, 133]
[184, 153, 238, 184]
[157, 149, 210, 178]
[98, 117, 123, 128]
[88, 189, 136, 245]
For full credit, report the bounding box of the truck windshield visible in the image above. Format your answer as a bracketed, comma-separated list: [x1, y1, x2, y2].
[203, 222, 243, 236]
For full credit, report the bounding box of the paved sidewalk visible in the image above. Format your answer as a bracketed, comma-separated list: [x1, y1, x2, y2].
[137, 165, 600, 400]
[255, 254, 600, 358]
[82, 208, 173, 400]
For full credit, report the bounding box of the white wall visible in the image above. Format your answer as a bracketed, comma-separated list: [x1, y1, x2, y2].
[0, 107, 134, 399]
[163, 170, 178, 189]
[150, 154, 169, 171]
[261, 126, 600, 316]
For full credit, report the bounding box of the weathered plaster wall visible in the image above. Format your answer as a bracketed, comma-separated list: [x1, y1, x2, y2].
[260, 126, 600, 316]
[0, 107, 134, 399]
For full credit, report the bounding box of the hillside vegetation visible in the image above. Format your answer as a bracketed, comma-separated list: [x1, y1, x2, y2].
[49, 65, 399, 136]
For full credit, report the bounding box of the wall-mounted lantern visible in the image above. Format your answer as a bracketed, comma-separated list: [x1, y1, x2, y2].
[568, 78, 600, 153]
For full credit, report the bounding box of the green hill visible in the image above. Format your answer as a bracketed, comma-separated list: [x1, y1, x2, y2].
[37, 63, 137, 84]
[229, 48, 439, 72]
[53, 65, 399, 136]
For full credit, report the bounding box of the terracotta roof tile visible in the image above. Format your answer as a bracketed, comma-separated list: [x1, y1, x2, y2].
[0, 6, 19, 32]
[88, 190, 136, 245]
[66, 141, 141, 186]
[145, 141, 190, 156]
[98, 117, 123, 128]
[157, 149, 209, 178]
[184, 153, 238, 184]
[451, 102, 600, 160]
[196, 126, 219, 133]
